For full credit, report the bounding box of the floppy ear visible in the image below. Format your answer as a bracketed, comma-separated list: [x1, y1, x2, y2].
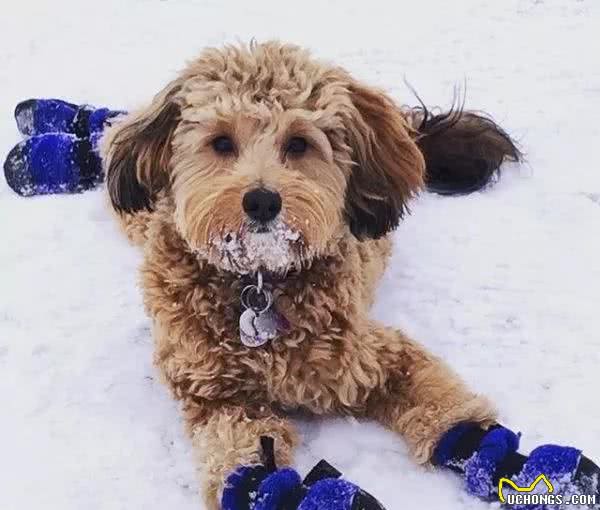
[103, 78, 182, 213]
[344, 82, 425, 240]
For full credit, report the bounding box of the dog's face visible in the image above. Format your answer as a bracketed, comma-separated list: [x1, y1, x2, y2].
[105, 42, 425, 274]
[169, 84, 348, 274]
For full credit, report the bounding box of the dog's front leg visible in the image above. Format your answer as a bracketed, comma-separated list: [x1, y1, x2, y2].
[182, 399, 298, 510]
[364, 323, 497, 464]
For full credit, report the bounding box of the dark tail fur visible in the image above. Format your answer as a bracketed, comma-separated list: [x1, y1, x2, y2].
[409, 100, 522, 195]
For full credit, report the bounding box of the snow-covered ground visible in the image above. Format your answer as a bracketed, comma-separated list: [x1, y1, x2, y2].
[1, 1, 599, 509]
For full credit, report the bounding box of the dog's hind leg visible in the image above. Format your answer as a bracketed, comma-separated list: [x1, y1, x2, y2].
[182, 400, 298, 510]
[363, 324, 497, 463]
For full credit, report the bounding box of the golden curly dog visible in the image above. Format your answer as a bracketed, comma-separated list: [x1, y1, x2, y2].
[101, 41, 519, 509]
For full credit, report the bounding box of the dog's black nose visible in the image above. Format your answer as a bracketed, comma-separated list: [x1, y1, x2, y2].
[242, 188, 282, 223]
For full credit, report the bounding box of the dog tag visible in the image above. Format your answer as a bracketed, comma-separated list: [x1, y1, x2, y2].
[239, 308, 268, 348]
[239, 307, 258, 337]
[254, 308, 282, 341]
[239, 271, 289, 348]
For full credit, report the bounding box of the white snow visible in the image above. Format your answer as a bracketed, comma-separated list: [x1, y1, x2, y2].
[204, 220, 302, 274]
[1, 1, 600, 509]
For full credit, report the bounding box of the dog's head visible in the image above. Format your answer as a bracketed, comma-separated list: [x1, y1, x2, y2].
[105, 42, 424, 274]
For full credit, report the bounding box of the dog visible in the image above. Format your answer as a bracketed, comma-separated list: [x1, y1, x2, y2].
[101, 41, 520, 508]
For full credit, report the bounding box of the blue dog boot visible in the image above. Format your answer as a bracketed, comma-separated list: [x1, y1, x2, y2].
[222, 464, 270, 510]
[253, 468, 304, 510]
[508, 445, 599, 509]
[433, 422, 600, 508]
[3, 133, 103, 196]
[222, 436, 386, 510]
[14, 98, 123, 137]
[298, 460, 385, 510]
[222, 436, 275, 510]
[298, 476, 385, 510]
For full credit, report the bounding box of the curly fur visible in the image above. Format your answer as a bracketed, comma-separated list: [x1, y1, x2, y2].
[101, 41, 502, 509]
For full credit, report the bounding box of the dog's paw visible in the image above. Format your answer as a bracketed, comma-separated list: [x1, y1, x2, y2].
[434, 422, 600, 508]
[13, 98, 123, 137]
[3, 133, 104, 196]
[221, 436, 386, 510]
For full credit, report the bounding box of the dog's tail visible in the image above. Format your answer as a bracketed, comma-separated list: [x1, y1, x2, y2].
[405, 101, 522, 195]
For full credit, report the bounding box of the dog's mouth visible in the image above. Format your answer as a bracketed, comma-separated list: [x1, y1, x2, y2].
[199, 220, 309, 275]
[246, 222, 274, 234]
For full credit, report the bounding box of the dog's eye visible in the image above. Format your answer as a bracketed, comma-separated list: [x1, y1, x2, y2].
[285, 137, 308, 156]
[212, 136, 236, 155]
